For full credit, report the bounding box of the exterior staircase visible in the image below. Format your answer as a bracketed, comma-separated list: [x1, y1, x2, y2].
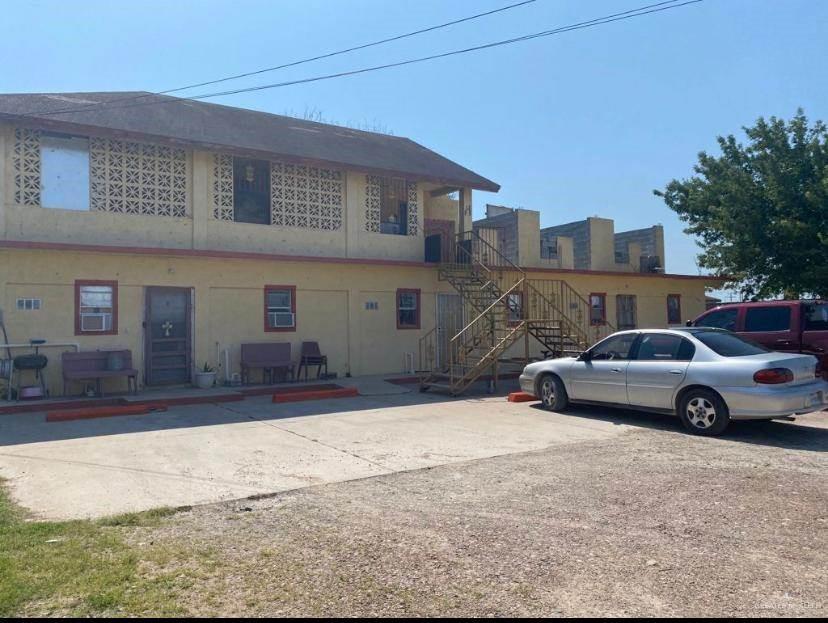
[419, 231, 615, 395]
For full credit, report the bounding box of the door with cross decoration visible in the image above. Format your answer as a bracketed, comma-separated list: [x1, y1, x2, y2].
[144, 287, 192, 386]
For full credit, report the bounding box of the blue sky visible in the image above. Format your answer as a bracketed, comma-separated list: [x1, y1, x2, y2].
[3, 0, 827, 291]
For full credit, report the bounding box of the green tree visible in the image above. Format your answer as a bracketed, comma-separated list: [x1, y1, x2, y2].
[655, 110, 828, 299]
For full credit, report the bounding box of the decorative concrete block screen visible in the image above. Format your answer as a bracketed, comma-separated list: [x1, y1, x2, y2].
[13, 128, 41, 206]
[212, 154, 344, 230]
[212, 154, 235, 221]
[12, 128, 189, 217]
[270, 163, 343, 231]
[364, 175, 419, 235]
[364, 175, 382, 232]
[407, 180, 419, 236]
[89, 138, 189, 217]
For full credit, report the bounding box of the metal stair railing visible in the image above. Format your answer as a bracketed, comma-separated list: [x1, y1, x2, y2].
[453, 230, 524, 276]
[443, 279, 526, 393]
[420, 230, 619, 393]
[418, 326, 438, 383]
[450, 321, 527, 395]
[525, 281, 589, 353]
[526, 279, 616, 352]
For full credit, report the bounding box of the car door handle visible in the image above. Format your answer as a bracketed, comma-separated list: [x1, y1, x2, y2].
[667, 370, 684, 375]
[611, 368, 622, 373]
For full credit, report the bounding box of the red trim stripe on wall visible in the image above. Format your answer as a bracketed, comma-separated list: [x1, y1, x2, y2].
[0, 240, 721, 282]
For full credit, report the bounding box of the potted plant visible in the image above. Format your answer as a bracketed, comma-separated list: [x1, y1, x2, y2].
[194, 362, 216, 389]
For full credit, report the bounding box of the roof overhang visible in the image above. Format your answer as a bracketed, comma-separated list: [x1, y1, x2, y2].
[0, 98, 501, 193]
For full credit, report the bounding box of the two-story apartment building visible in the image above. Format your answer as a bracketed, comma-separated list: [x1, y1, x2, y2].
[0, 92, 718, 396]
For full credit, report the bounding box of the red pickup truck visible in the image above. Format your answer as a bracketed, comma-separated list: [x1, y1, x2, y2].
[689, 300, 828, 379]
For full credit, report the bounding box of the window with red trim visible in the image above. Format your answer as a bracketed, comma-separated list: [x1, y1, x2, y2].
[667, 294, 682, 325]
[75, 280, 118, 335]
[589, 293, 607, 325]
[264, 285, 296, 331]
[396, 289, 420, 329]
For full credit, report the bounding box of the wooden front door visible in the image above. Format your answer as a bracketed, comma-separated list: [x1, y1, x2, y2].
[145, 287, 192, 386]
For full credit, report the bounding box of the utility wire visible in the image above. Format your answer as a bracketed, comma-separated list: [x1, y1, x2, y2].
[185, 0, 701, 100]
[24, 0, 539, 117]
[21, 0, 702, 119]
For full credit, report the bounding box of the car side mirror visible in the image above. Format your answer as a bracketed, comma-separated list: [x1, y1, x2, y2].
[685, 320, 693, 327]
[578, 350, 592, 362]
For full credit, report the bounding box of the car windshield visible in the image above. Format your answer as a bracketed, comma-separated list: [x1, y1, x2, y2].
[694, 330, 770, 357]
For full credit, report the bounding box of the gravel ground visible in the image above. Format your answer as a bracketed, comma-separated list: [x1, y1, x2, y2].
[129, 409, 828, 617]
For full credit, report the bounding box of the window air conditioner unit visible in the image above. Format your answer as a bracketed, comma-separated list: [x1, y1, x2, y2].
[268, 312, 295, 328]
[639, 255, 663, 273]
[80, 313, 110, 332]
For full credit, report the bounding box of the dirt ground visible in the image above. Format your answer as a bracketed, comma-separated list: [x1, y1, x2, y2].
[123, 408, 827, 617]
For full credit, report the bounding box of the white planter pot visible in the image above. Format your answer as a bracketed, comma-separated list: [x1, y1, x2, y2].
[194, 372, 216, 389]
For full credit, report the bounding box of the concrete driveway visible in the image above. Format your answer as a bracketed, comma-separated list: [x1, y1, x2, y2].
[0, 382, 630, 519]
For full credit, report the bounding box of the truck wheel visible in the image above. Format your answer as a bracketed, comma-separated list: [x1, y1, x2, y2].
[678, 389, 730, 436]
[538, 374, 569, 412]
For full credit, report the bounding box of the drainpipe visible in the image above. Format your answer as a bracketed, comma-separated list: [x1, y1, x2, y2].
[458, 188, 466, 234]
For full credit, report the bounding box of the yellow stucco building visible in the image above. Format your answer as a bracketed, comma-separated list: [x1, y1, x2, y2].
[0, 92, 718, 397]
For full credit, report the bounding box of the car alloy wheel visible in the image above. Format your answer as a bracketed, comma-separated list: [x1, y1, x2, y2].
[540, 376, 555, 408]
[686, 397, 717, 429]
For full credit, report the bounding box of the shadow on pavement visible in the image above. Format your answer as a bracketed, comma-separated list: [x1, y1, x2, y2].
[529, 403, 828, 452]
[0, 379, 522, 447]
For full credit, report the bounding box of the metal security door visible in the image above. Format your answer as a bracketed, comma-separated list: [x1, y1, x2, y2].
[616, 295, 637, 330]
[436, 294, 463, 368]
[145, 287, 192, 386]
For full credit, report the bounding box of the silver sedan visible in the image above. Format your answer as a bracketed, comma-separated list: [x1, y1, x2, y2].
[519, 328, 828, 435]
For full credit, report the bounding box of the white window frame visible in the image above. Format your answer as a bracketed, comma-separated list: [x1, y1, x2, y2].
[397, 289, 420, 329]
[78, 284, 114, 333]
[265, 287, 296, 331]
[16, 298, 42, 311]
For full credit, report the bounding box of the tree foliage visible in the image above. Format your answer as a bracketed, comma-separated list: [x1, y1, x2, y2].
[655, 110, 828, 299]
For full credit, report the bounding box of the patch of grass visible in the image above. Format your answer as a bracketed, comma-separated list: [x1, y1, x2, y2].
[97, 506, 180, 528]
[0, 480, 191, 617]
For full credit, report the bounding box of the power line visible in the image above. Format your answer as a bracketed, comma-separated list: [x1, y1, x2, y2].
[161, 0, 539, 95]
[186, 1, 701, 101]
[22, 0, 702, 119]
[25, 0, 539, 117]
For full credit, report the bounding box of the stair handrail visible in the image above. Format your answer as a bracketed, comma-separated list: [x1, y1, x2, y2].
[526, 279, 617, 349]
[449, 233, 492, 278]
[525, 281, 591, 348]
[418, 326, 438, 381]
[454, 230, 525, 277]
[559, 280, 614, 329]
[450, 279, 525, 346]
[555, 279, 617, 341]
[452, 320, 526, 394]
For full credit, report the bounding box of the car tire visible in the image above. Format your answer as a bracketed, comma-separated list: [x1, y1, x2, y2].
[537, 374, 569, 411]
[678, 389, 730, 436]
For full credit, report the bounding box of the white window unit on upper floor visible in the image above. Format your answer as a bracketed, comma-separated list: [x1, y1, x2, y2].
[40, 133, 90, 211]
